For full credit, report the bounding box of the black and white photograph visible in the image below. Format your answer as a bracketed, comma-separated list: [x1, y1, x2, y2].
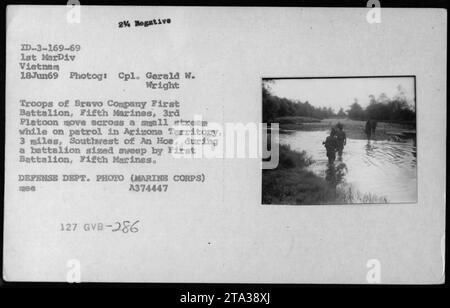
[262, 77, 417, 205]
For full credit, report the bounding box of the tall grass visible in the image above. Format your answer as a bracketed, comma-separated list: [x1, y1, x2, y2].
[335, 186, 388, 204]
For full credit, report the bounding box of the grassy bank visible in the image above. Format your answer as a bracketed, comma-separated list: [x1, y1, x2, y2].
[262, 144, 388, 205]
[276, 117, 415, 141]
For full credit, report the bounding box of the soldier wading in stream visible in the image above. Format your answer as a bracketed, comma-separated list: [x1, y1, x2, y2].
[323, 128, 338, 164]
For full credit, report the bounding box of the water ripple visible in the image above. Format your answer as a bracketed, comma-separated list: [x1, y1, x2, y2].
[278, 131, 417, 203]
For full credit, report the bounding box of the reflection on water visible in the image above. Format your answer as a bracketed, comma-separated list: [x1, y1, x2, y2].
[279, 130, 417, 203]
[325, 160, 348, 188]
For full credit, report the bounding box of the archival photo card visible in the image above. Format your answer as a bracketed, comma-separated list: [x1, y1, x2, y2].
[2, 5, 446, 285]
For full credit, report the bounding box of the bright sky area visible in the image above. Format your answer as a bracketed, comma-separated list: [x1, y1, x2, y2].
[268, 77, 415, 112]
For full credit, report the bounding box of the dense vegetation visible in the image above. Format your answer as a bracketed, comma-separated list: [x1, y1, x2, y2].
[262, 144, 336, 204]
[262, 86, 337, 123]
[347, 93, 415, 122]
[262, 81, 416, 124]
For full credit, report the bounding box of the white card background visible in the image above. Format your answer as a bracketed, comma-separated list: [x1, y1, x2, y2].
[3, 6, 446, 283]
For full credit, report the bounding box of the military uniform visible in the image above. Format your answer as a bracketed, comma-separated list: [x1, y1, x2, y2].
[323, 135, 338, 163]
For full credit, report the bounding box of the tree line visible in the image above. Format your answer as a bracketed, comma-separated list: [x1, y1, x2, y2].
[262, 85, 340, 123]
[262, 81, 415, 123]
[347, 93, 415, 123]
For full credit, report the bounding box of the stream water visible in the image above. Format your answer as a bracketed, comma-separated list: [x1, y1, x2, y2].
[278, 130, 417, 203]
